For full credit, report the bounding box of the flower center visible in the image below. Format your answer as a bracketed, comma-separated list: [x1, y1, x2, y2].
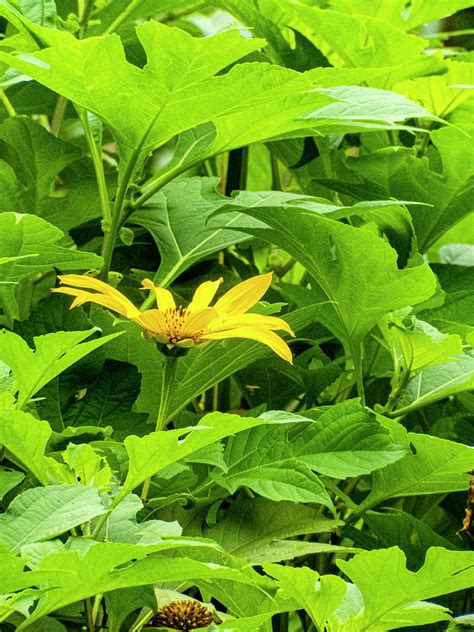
[164, 307, 188, 343]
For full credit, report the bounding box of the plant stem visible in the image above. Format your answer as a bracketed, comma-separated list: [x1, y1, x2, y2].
[77, 106, 112, 223]
[270, 152, 283, 191]
[0, 89, 16, 117]
[79, 0, 95, 38]
[85, 597, 95, 632]
[353, 341, 366, 407]
[104, 0, 142, 34]
[50, 95, 68, 136]
[140, 354, 178, 503]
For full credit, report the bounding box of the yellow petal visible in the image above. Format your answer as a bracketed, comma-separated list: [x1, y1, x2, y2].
[213, 272, 273, 317]
[206, 313, 294, 335]
[201, 326, 293, 363]
[180, 308, 218, 338]
[133, 309, 168, 336]
[141, 279, 176, 312]
[188, 278, 223, 313]
[56, 275, 140, 318]
[53, 286, 140, 318]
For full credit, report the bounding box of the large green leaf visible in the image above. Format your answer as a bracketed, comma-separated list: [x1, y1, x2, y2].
[0, 410, 56, 485]
[0, 485, 105, 553]
[0, 468, 24, 501]
[203, 497, 342, 562]
[363, 432, 474, 510]
[328, 0, 474, 31]
[335, 547, 474, 630]
[0, 328, 122, 408]
[0, 117, 80, 211]
[264, 564, 347, 631]
[213, 401, 405, 505]
[395, 60, 474, 119]
[18, 542, 263, 628]
[0, 212, 102, 318]
[228, 205, 437, 384]
[392, 353, 474, 416]
[0, 20, 433, 184]
[236, 0, 445, 88]
[317, 126, 474, 250]
[0, 21, 328, 175]
[122, 412, 274, 495]
[129, 177, 258, 287]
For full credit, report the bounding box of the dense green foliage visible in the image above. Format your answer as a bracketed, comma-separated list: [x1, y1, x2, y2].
[0, 1, 473, 630]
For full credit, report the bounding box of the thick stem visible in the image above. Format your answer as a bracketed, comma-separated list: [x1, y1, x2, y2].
[79, 0, 95, 38]
[0, 89, 16, 117]
[140, 354, 178, 503]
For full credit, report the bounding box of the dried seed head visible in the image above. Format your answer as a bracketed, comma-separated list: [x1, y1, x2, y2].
[153, 600, 214, 630]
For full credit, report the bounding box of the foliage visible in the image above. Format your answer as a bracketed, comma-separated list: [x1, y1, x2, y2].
[0, 1, 473, 631]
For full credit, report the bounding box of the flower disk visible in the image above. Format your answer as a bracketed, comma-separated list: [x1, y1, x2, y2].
[152, 600, 214, 630]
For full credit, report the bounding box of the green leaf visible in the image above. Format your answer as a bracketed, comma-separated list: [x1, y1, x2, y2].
[394, 353, 474, 416]
[12, 0, 57, 27]
[61, 444, 112, 491]
[363, 432, 474, 509]
[262, 400, 407, 477]
[336, 547, 474, 630]
[299, 84, 437, 133]
[0, 328, 123, 408]
[244, 0, 445, 87]
[363, 509, 460, 570]
[422, 264, 474, 327]
[18, 542, 263, 627]
[396, 60, 474, 118]
[384, 317, 463, 373]
[263, 564, 347, 631]
[0, 117, 81, 211]
[0, 485, 105, 552]
[0, 212, 102, 318]
[97, 493, 182, 544]
[0, 467, 24, 501]
[0, 22, 331, 176]
[203, 497, 342, 562]
[215, 458, 333, 508]
[60, 360, 147, 440]
[122, 412, 274, 495]
[328, 0, 474, 31]
[129, 177, 258, 287]
[0, 409, 57, 485]
[320, 127, 474, 251]
[229, 205, 437, 385]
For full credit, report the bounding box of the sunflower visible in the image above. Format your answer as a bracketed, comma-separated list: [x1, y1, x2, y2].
[53, 272, 294, 362]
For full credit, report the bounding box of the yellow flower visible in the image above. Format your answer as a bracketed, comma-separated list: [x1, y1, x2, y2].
[53, 273, 294, 363]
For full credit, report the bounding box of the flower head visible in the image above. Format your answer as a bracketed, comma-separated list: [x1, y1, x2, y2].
[152, 599, 214, 630]
[53, 273, 294, 362]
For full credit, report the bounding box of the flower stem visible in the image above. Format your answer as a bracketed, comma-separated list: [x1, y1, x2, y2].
[140, 353, 178, 503]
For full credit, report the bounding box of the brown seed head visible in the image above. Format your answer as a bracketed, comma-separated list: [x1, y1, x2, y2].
[153, 600, 214, 630]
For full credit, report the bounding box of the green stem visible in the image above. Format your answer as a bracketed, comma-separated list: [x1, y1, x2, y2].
[140, 354, 178, 503]
[270, 152, 283, 191]
[77, 106, 111, 224]
[50, 95, 68, 136]
[104, 0, 142, 34]
[79, 0, 95, 38]
[353, 341, 366, 408]
[0, 89, 16, 117]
